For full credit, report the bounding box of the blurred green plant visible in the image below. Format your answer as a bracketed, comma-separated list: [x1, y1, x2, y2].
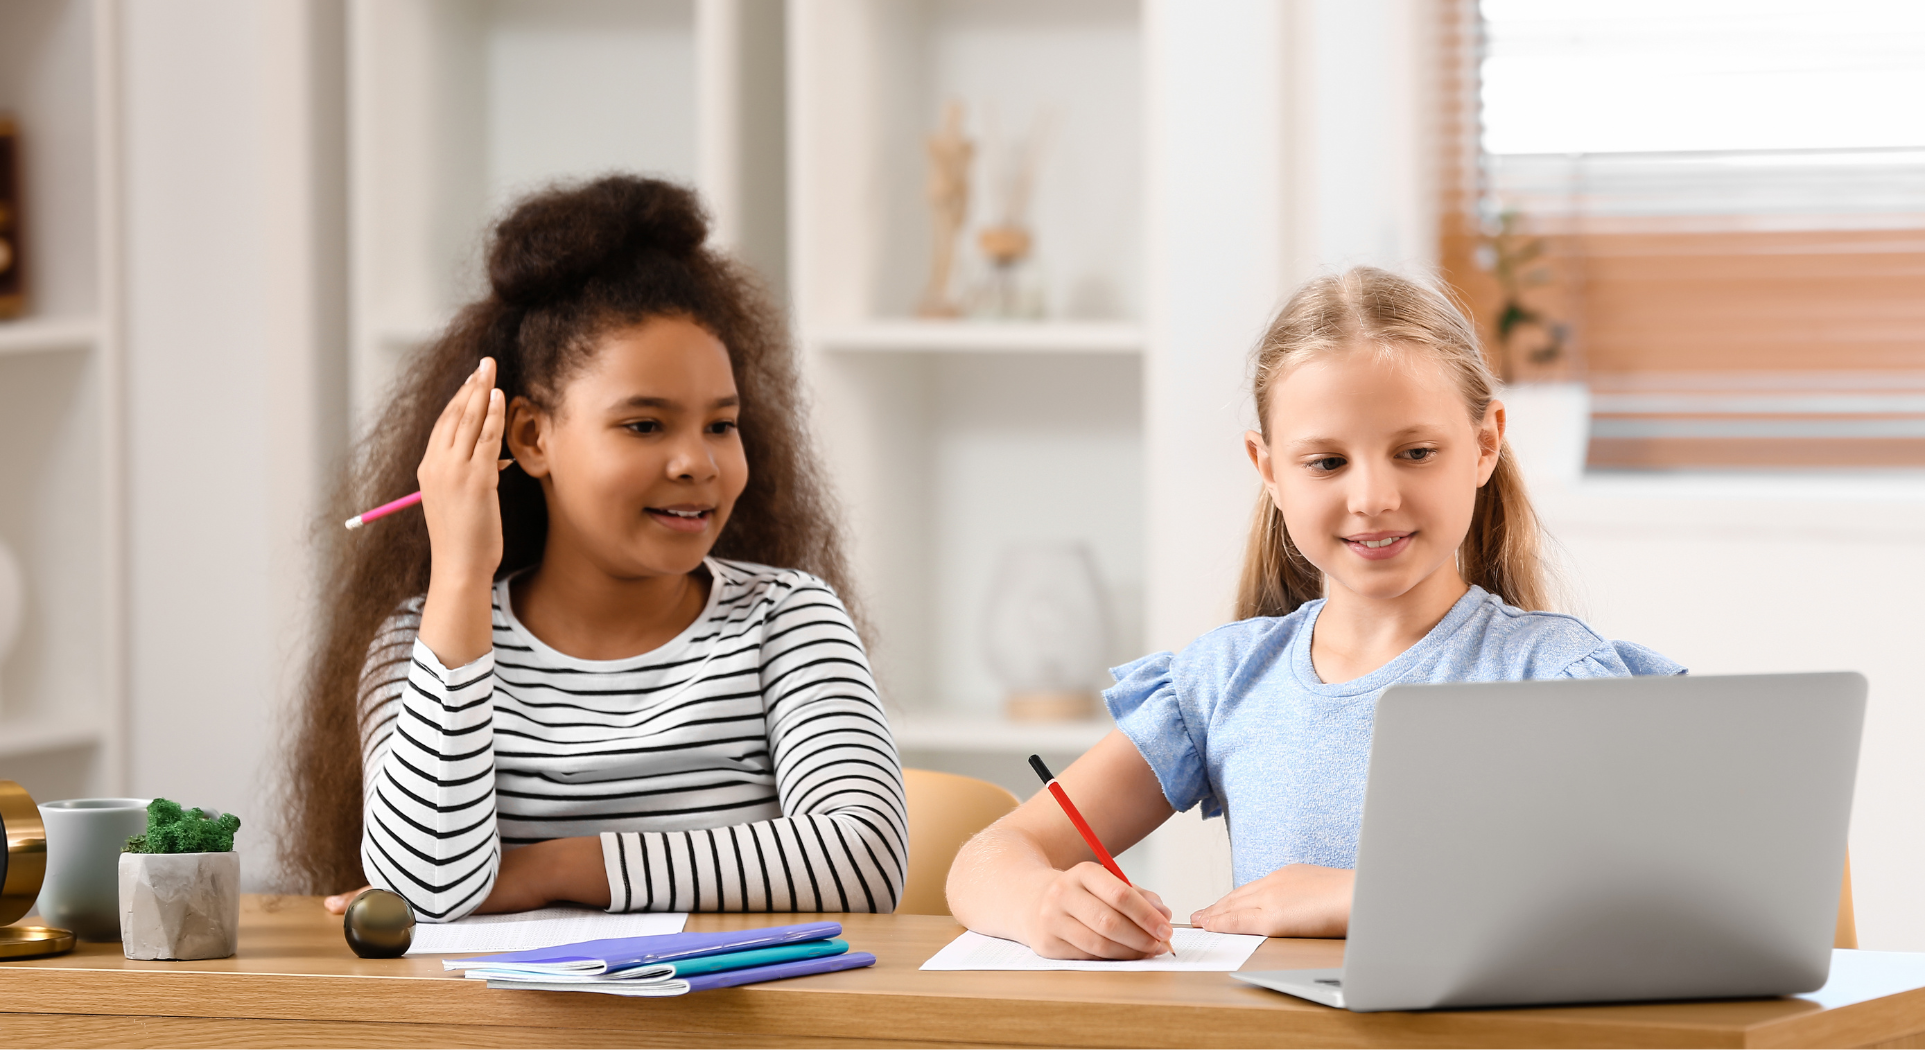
[1477, 210, 1568, 380]
[123, 798, 241, 854]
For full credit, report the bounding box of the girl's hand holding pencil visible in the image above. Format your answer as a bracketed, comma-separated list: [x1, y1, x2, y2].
[1021, 754, 1175, 960]
[1025, 860, 1175, 961]
[946, 735, 1176, 961]
[414, 357, 509, 669]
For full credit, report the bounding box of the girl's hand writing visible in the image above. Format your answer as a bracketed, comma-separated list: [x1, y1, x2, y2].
[416, 358, 507, 668]
[1190, 862, 1353, 938]
[1023, 861, 1175, 960]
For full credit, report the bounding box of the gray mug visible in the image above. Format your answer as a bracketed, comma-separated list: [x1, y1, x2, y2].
[38, 798, 149, 941]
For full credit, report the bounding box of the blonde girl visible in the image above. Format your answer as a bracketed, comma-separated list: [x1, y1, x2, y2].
[948, 267, 1680, 959]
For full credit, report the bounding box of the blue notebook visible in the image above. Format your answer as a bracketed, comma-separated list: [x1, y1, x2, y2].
[442, 921, 843, 977]
[483, 949, 878, 997]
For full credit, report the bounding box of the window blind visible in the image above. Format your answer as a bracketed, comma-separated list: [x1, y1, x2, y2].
[1439, 0, 1925, 470]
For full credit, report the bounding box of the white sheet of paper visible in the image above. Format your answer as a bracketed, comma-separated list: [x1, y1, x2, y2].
[405, 907, 689, 956]
[920, 927, 1264, 972]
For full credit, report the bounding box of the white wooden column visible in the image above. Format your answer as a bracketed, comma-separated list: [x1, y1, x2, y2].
[1139, 0, 1289, 916]
[121, 0, 347, 890]
[1137, 0, 1438, 916]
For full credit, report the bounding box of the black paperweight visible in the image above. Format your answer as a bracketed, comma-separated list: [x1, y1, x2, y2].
[343, 888, 415, 958]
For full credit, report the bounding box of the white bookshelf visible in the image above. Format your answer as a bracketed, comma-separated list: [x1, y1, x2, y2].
[790, 0, 1145, 757]
[347, 0, 786, 432]
[0, 0, 125, 802]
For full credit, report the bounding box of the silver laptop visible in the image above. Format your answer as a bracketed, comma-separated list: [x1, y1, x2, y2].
[1232, 672, 1865, 1012]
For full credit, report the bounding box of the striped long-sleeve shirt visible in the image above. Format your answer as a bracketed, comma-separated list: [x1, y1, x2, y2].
[357, 558, 907, 922]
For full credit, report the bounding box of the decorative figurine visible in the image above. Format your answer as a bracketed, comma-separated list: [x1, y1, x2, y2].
[981, 541, 1110, 722]
[917, 100, 973, 319]
[974, 112, 1049, 319]
[343, 888, 415, 959]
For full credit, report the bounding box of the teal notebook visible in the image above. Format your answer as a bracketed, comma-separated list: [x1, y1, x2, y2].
[672, 939, 849, 977]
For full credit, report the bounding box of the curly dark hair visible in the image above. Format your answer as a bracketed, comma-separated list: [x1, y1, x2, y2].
[276, 175, 858, 894]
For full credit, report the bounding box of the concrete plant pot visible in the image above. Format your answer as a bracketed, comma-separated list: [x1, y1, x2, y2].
[117, 851, 240, 960]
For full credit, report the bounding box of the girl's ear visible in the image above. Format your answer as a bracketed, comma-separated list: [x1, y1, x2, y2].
[505, 396, 552, 478]
[1245, 428, 1285, 511]
[1475, 399, 1507, 486]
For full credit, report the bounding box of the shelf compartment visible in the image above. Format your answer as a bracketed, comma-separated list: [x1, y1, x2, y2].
[0, 0, 103, 322]
[809, 320, 1141, 355]
[349, 0, 702, 429]
[0, 316, 97, 357]
[790, 0, 1143, 328]
[813, 350, 1143, 719]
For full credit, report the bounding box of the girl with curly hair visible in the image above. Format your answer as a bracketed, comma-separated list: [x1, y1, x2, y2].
[283, 176, 905, 920]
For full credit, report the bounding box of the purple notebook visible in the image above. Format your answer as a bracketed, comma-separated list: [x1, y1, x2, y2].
[444, 921, 844, 976]
[484, 951, 878, 997]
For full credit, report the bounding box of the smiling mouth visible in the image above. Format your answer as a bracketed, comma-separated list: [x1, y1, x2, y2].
[646, 506, 715, 532]
[1343, 532, 1413, 559]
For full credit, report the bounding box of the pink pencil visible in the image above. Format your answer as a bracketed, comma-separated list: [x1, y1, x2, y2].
[343, 460, 514, 530]
[343, 491, 422, 530]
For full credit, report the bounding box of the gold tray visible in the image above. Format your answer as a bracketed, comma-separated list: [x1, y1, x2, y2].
[0, 926, 74, 959]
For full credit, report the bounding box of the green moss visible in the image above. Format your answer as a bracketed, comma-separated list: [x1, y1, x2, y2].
[122, 798, 241, 854]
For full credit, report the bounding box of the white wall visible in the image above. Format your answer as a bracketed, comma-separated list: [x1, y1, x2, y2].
[122, 0, 346, 890]
[1537, 476, 1925, 949]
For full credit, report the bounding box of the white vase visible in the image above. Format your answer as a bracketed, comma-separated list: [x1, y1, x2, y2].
[1496, 381, 1592, 489]
[117, 852, 240, 960]
[981, 542, 1110, 722]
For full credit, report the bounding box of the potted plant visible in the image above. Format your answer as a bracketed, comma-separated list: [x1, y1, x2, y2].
[1479, 211, 1591, 488]
[117, 799, 242, 960]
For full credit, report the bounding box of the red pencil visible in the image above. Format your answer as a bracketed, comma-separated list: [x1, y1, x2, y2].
[343, 460, 514, 530]
[1028, 754, 1130, 886]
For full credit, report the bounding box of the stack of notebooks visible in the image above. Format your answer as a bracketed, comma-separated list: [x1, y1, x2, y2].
[444, 921, 875, 997]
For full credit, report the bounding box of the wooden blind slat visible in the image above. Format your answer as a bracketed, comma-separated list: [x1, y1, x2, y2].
[1433, 1, 1925, 467]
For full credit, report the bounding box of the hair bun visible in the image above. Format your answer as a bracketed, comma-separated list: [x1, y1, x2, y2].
[488, 176, 709, 307]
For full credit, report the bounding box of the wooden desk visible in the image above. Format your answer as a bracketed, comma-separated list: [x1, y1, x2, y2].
[2, 896, 1924, 1048]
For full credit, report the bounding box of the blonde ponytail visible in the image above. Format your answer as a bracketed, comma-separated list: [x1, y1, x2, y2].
[1237, 266, 1553, 618]
[1459, 444, 1550, 612]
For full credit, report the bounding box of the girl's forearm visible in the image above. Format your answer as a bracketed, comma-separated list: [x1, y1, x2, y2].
[482, 836, 611, 913]
[418, 574, 495, 668]
[537, 836, 613, 907]
[946, 825, 1060, 942]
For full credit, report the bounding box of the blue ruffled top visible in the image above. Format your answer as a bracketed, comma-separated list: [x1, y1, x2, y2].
[1104, 585, 1684, 886]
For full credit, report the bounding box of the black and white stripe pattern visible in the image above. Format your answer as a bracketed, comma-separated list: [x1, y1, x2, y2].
[357, 559, 906, 921]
